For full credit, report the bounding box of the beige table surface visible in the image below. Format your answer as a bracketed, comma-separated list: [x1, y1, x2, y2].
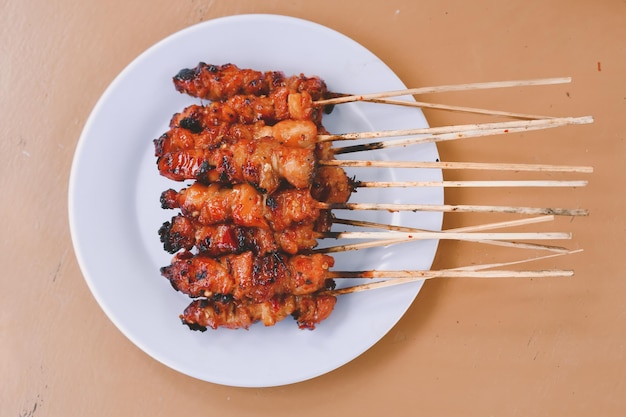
[2, 0, 625, 415]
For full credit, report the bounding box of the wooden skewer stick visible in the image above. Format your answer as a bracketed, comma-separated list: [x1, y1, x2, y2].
[333, 126, 552, 154]
[316, 238, 414, 254]
[317, 116, 594, 143]
[333, 215, 555, 233]
[327, 269, 573, 280]
[320, 215, 571, 254]
[330, 250, 582, 295]
[331, 122, 592, 154]
[353, 180, 588, 188]
[362, 98, 553, 120]
[319, 202, 589, 217]
[319, 231, 571, 241]
[451, 249, 584, 272]
[456, 240, 574, 254]
[320, 159, 594, 174]
[314, 77, 573, 106]
[318, 233, 572, 255]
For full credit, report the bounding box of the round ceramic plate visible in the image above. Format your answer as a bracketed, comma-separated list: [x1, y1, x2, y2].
[68, 14, 443, 387]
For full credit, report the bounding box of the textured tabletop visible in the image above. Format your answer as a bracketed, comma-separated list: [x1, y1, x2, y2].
[2, 1, 625, 415]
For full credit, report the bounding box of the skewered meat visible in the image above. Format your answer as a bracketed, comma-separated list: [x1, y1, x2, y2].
[310, 166, 354, 204]
[169, 87, 317, 127]
[158, 215, 320, 255]
[161, 182, 267, 228]
[160, 182, 321, 231]
[156, 136, 316, 191]
[155, 63, 357, 332]
[181, 292, 337, 330]
[172, 62, 330, 102]
[161, 251, 335, 302]
[154, 119, 319, 158]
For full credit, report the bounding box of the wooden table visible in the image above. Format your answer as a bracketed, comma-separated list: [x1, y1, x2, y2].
[3, 1, 625, 415]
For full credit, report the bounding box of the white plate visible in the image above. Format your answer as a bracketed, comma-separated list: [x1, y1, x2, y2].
[68, 14, 443, 387]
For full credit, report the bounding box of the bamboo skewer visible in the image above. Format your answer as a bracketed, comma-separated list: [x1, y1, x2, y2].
[320, 231, 571, 241]
[320, 159, 594, 173]
[319, 202, 589, 217]
[317, 116, 594, 143]
[330, 126, 551, 154]
[327, 269, 573, 280]
[362, 98, 553, 120]
[332, 125, 562, 154]
[329, 250, 582, 295]
[317, 231, 572, 254]
[319, 233, 572, 255]
[353, 180, 588, 188]
[456, 240, 573, 253]
[319, 216, 572, 254]
[317, 238, 414, 254]
[450, 249, 583, 272]
[315, 77, 573, 106]
[333, 215, 556, 233]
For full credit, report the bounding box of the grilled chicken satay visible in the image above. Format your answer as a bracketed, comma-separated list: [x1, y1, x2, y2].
[157, 64, 355, 332]
[156, 136, 316, 191]
[310, 165, 354, 204]
[154, 119, 319, 159]
[181, 292, 337, 331]
[172, 62, 331, 102]
[161, 251, 335, 302]
[158, 163, 352, 255]
[160, 182, 322, 231]
[158, 215, 322, 255]
[169, 87, 318, 127]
